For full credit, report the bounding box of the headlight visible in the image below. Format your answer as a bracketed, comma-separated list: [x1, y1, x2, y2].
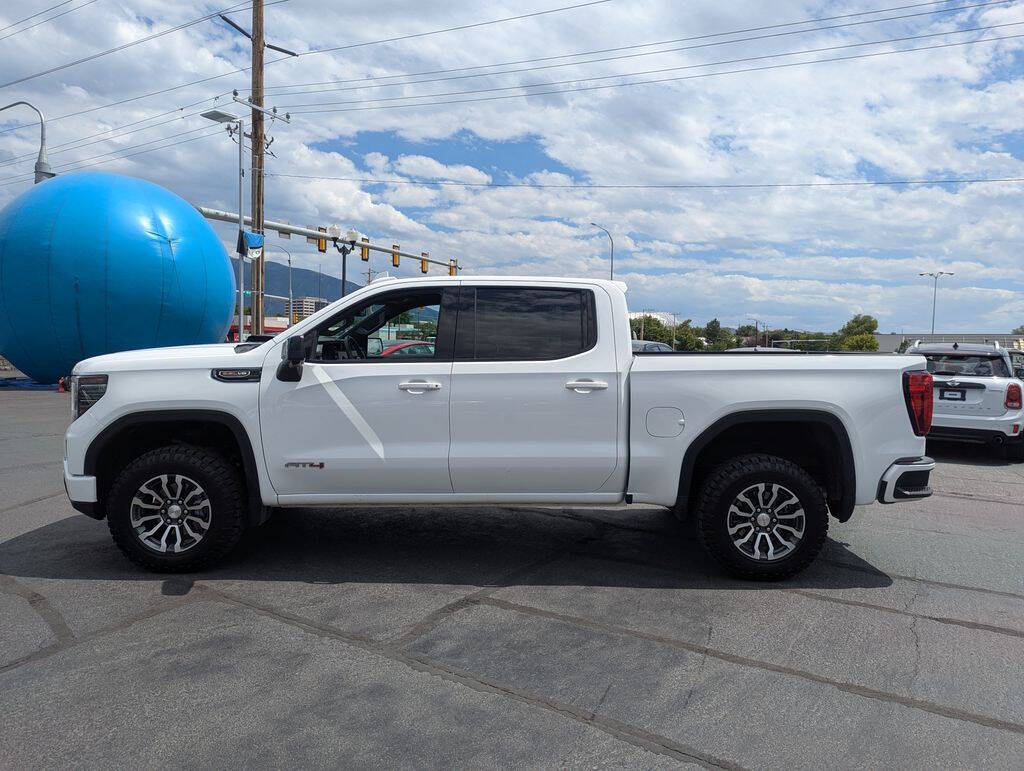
[71, 375, 108, 420]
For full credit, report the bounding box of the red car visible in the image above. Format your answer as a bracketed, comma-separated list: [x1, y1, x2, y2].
[379, 341, 435, 358]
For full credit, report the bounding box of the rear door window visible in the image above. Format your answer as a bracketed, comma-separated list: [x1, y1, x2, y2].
[454, 287, 596, 361]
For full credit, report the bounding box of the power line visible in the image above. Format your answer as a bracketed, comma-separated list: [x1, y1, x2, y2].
[5, 3, 991, 168]
[263, 171, 1024, 189]
[287, 30, 1024, 114]
[0, 0, 78, 33]
[0, 0, 1010, 164]
[0, 0, 277, 90]
[0, 0, 993, 141]
[0, 0, 615, 134]
[0, 99, 234, 168]
[277, 21, 1023, 110]
[0, 0, 99, 42]
[0, 128, 225, 187]
[0, 124, 226, 183]
[300, 0, 615, 57]
[267, 0, 1011, 95]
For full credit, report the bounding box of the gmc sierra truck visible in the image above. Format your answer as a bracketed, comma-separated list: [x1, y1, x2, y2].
[63, 276, 935, 580]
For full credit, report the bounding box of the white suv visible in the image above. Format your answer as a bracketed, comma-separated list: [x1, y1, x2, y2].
[908, 341, 1024, 459]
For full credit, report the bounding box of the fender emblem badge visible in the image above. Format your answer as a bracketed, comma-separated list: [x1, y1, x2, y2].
[286, 462, 326, 469]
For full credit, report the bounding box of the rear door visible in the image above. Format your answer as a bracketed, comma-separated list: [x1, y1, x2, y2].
[924, 353, 1010, 417]
[448, 284, 620, 494]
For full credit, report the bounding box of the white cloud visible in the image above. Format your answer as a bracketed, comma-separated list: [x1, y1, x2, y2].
[1, 0, 1024, 332]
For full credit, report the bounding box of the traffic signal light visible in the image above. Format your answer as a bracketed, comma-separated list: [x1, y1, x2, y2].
[448, 259, 457, 276]
[360, 237, 370, 261]
[392, 244, 400, 267]
[420, 252, 429, 274]
[317, 226, 327, 253]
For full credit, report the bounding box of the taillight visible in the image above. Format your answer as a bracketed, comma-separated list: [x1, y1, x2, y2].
[903, 371, 933, 436]
[1006, 383, 1022, 410]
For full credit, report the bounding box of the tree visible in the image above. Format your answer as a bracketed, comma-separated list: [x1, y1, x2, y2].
[629, 315, 672, 344]
[834, 314, 879, 350]
[837, 314, 878, 338]
[840, 332, 880, 351]
[704, 318, 722, 346]
[1013, 325, 1024, 335]
[673, 320, 703, 351]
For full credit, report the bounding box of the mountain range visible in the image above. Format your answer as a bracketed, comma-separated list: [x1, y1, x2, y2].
[230, 257, 361, 316]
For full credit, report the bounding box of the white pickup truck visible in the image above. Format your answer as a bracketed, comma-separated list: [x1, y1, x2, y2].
[63, 276, 936, 580]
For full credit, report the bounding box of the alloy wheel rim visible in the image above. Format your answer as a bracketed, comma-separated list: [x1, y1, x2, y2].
[727, 482, 806, 562]
[130, 474, 211, 553]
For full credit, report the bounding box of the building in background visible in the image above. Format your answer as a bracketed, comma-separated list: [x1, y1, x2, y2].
[875, 333, 1024, 353]
[287, 296, 329, 321]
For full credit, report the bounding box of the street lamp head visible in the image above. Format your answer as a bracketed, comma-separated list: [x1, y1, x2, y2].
[344, 228, 361, 245]
[201, 110, 238, 123]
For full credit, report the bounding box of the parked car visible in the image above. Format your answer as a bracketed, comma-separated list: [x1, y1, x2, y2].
[632, 340, 674, 352]
[64, 276, 934, 580]
[907, 341, 1024, 459]
[380, 340, 435, 357]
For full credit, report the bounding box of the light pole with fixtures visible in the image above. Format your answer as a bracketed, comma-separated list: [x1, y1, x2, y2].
[0, 101, 53, 183]
[591, 222, 614, 280]
[333, 229, 362, 297]
[201, 108, 246, 339]
[919, 271, 954, 335]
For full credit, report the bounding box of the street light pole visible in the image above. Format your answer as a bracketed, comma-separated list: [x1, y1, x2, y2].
[0, 101, 53, 183]
[201, 110, 247, 340]
[591, 222, 614, 280]
[919, 271, 954, 335]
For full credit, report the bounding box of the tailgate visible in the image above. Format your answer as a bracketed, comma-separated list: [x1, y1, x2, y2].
[932, 377, 1006, 417]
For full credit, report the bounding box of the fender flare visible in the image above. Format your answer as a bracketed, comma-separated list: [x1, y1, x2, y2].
[675, 409, 857, 522]
[84, 409, 266, 525]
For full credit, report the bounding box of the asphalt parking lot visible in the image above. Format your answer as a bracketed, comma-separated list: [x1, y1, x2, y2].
[1, 387, 1023, 769]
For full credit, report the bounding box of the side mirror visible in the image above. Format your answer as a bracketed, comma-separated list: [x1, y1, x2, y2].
[285, 336, 305, 365]
[277, 336, 305, 382]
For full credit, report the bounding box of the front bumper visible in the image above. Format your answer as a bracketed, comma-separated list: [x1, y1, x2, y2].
[877, 456, 935, 504]
[63, 459, 102, 519]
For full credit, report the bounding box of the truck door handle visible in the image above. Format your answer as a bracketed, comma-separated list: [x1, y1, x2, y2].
[398, 381, 442, 393]
[565, 380, 608, 393]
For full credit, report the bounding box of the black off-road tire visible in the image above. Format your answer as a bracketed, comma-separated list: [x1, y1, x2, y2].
[695, 453, 828, 581]
[106, 445, 246, 572]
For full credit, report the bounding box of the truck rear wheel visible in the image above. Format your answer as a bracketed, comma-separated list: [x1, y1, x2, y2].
[106, 445, 245, 572]
[695, 454, 828, 581]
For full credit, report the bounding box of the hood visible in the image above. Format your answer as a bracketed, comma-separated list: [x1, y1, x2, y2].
[72, 342, 266, 374]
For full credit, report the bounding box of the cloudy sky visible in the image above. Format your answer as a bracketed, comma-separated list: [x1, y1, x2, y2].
[2, 0, 1024, 332]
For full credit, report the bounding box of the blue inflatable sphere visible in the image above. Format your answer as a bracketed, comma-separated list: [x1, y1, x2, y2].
[0, 172, 235, 383]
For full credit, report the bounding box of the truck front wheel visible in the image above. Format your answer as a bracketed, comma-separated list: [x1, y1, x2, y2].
[106, 445, 246, 572]
[695, 454, 828, 580]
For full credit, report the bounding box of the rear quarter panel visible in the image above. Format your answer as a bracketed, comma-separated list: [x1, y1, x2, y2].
[626, 353, 928, 506]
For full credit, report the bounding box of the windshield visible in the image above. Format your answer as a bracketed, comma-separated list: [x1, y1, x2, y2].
[923, 354, 1008, 377]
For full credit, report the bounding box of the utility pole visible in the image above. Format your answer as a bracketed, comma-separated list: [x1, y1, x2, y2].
[219, 3, 295, 336]
[250, 0, 266, 335]
[364, 266, 380, 285]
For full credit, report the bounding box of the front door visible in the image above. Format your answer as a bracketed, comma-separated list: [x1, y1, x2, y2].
[448, 284, 620, 494]
[261, 285, 456, 497]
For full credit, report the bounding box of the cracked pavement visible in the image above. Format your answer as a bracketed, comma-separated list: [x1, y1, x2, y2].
[1, 389, 1023, 768]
